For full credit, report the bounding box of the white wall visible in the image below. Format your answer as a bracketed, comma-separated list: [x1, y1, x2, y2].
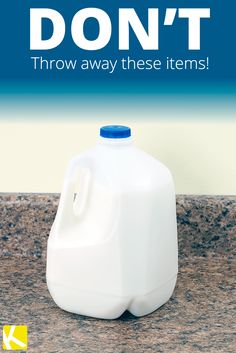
[0, 116, 235, 194]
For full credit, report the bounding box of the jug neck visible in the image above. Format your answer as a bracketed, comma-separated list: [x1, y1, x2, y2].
[98, 136, 133, 146]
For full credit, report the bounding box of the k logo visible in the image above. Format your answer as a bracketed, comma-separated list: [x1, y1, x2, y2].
[2, 326, 28, 351]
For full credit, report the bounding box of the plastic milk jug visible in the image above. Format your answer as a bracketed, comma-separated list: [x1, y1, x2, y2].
[47, 125, 178, 319]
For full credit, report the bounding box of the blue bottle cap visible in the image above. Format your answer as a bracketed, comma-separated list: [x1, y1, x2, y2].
[100, 125, 131, 139]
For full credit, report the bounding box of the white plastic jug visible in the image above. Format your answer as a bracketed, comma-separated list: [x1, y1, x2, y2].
[47, 125, 178, 319]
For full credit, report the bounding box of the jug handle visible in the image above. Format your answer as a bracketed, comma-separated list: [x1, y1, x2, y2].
[55, 156, 91, 231]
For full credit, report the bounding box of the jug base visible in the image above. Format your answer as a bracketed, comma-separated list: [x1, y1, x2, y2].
[128, 275, 177, 317]
[47, 275, 177, 320]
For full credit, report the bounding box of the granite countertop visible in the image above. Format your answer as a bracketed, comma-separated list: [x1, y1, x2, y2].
[0, 194, 236, 353]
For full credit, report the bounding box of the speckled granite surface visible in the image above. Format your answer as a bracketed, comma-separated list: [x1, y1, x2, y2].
[0, 194, 236, 352]
[1, 256, 235, 353]
[0, 194, 236, 259]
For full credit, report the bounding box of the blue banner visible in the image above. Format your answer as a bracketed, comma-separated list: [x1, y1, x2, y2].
[1, 1, 235, 91]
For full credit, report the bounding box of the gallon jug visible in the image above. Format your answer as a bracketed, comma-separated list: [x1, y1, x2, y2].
[47, 125, 178, 319]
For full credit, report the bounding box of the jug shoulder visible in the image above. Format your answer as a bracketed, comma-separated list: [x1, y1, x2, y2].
[69, 146, 174, 191]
